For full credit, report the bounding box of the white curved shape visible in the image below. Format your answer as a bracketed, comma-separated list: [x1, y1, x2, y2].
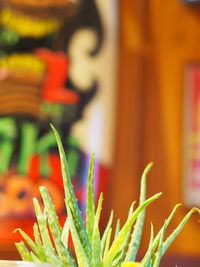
[68, 0, 118, 165]
[69, 28, 98, 91]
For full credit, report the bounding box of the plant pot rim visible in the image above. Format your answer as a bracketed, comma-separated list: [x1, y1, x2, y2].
[0, 261, 54, 266]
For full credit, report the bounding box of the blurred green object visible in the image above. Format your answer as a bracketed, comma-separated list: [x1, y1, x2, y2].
[0, 28, 19, 46]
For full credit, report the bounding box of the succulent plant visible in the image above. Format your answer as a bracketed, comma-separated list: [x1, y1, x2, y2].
[15, 125, 199, 267]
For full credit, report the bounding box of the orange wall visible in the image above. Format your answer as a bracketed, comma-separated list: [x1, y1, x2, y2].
[112, 0, 200, 257]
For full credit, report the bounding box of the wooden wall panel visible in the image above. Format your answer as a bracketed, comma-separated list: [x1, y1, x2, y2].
[143, 0, 200, 256]
[113, 0, 200, 258]
[111, 0, 148, 223]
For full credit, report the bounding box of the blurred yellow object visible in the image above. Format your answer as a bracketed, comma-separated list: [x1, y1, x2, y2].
[121, 263, 142, 267]
[0, 53, 46, 74]
[0, 8, 60, 37]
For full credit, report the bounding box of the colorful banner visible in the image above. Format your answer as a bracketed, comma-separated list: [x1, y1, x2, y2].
[0, 0, 117, 244]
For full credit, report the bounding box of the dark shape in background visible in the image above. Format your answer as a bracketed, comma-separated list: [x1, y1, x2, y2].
[61, 0, 104, 56]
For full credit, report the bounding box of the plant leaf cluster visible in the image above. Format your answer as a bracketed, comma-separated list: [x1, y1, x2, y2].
[15, 125, 199, 267]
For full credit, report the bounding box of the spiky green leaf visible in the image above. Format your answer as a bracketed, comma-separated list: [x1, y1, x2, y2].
[153, 221, 167, 267]
[15, 241, 32, 262]
[161, 208, 199, 256]
[30, 252, 41, 263]
[114, 219, 121, 240]
[86, 153, 95, 243]
[142, 223, 154, 267]
[33, 198, 55, 254]
[142, 203, 181, 265]
[125, 163, 153, 262]
[66, 201, 90, 267]
[44, 247, 63, 267]
[92, 193, 103, 267]
[40, 186, 62, 235]
[104, 192, 162, 265]
[61, 218, 70, 248]
[48, 216, 75, 266]
[14, 229, 38, 257]
[51, 124, 91, 259]
[33, 223, 47, 262]
[112, 202, 136, 266]
[101, 210, 114, 254]
[102, 228, 112, 259]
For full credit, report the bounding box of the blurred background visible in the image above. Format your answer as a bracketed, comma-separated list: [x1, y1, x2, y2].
[112, 0, 200, 266]
[0, 0, 200, 266]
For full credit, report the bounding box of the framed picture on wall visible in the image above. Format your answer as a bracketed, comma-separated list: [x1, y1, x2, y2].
[183, 64, 200, 207]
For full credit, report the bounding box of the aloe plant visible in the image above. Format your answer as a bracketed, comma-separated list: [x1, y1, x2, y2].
[15, 125, 199, 266]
